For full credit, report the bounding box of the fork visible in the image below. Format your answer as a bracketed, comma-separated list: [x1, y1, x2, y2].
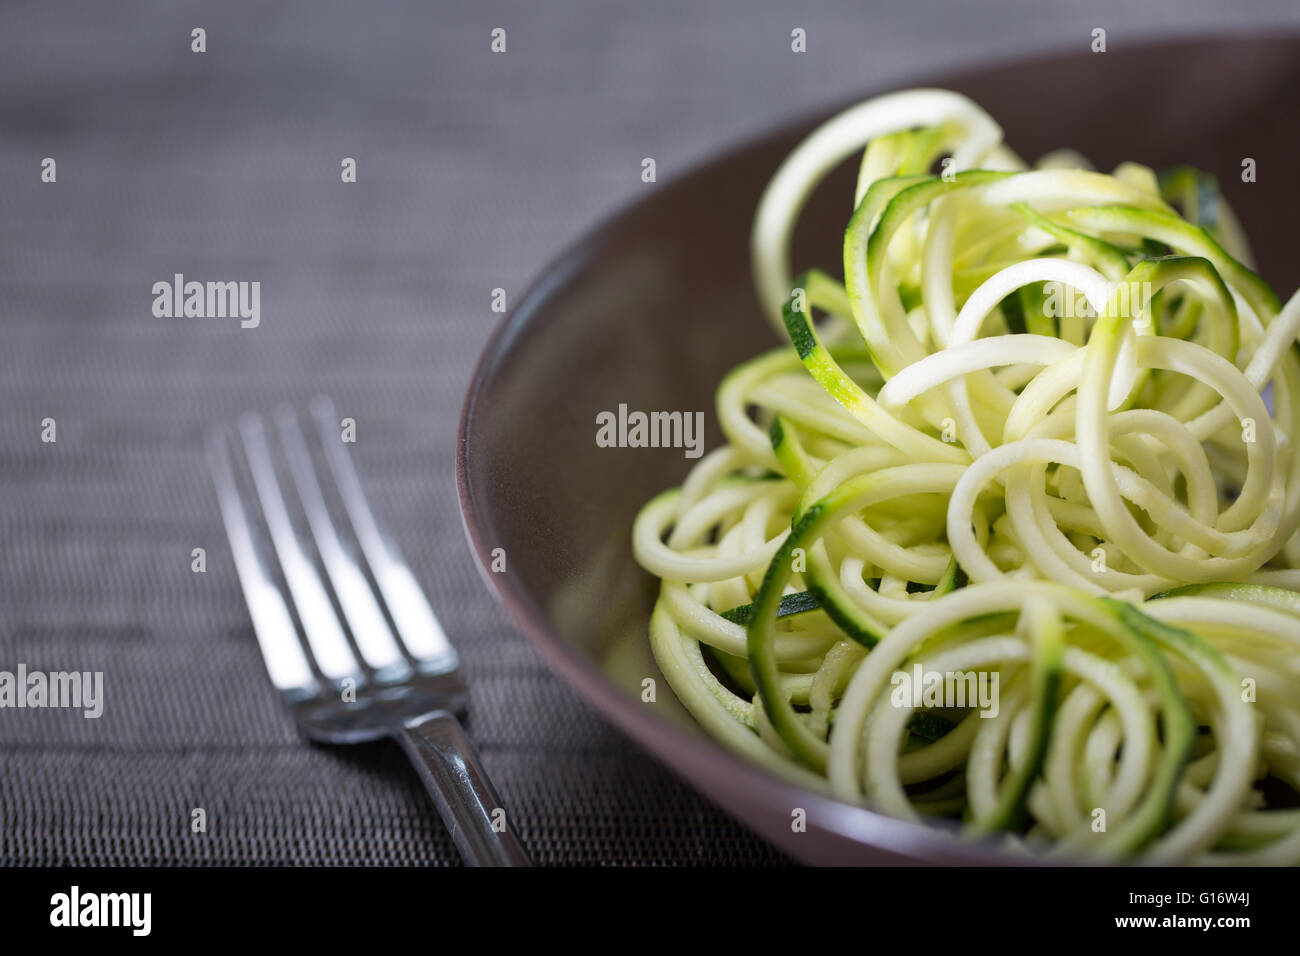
[206, 396, 531, 866]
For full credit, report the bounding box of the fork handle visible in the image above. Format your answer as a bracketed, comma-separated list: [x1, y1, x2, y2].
[395, 711, 533, 866]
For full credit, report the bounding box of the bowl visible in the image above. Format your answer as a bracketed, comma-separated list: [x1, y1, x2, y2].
[457, 36, 1300, 864]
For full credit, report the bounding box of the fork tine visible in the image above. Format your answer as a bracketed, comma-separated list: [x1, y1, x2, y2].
[308, 396, 458, 672]
[238, 413, 361, 684]
[274, 406, 410, 679]
[206, 428, 318, 698]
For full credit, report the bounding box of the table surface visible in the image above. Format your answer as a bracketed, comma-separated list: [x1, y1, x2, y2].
[3, 0, 1298, 865]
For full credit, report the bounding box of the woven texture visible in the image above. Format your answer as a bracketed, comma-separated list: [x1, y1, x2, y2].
[2, 0, 1297, 866]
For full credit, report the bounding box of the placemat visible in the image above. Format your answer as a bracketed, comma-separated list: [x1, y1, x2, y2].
[2, 0, 1296, 865]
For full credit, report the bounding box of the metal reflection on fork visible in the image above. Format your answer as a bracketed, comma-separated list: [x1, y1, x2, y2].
[207, 396, 531, 866]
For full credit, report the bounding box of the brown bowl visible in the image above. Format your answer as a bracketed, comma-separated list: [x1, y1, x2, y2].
[457, 36, 1300, 864]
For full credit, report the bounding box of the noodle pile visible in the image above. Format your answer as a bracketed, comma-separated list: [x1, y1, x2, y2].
[633, 89, 1300, 862]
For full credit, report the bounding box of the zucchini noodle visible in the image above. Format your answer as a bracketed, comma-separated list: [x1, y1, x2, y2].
[632, 89, 1300, 863]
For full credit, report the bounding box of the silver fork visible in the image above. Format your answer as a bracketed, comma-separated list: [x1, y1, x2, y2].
[206, 396, 531, 867]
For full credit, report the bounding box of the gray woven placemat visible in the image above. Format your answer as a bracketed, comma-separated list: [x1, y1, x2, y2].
[2, 0, 1296, 865]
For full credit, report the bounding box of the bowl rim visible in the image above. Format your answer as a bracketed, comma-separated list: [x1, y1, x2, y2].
[455, 35, 1296, 865]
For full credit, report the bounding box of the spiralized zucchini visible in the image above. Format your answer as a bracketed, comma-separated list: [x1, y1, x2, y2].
[632, 88, 1300, 863]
